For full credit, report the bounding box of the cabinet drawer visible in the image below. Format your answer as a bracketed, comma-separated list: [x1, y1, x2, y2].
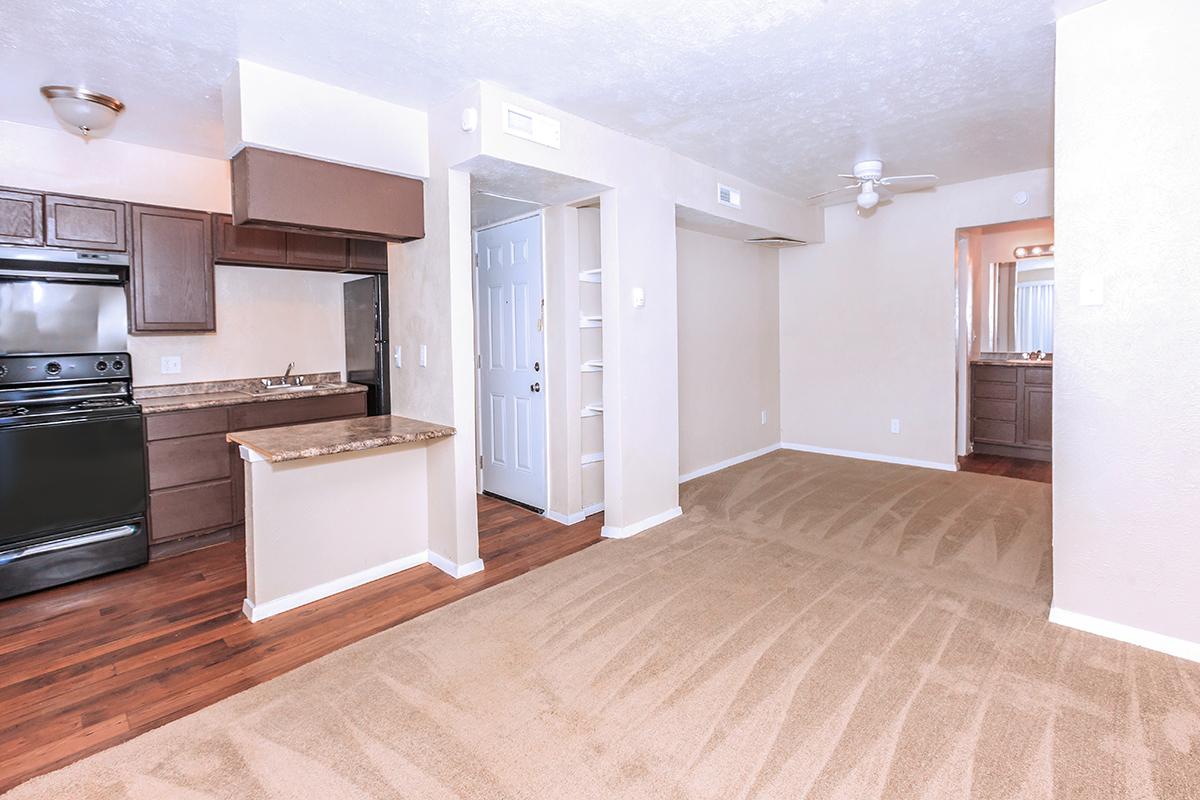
[973, 365, 1017, 383]
[973, 399, 1017, 422]
[972, 381, 1017, 401]
[973, 418, 1018, 445]
[228, 393, 366, 430]
[45, 195, 126, 251]
[149, 480, 234, 542]
[147, 433, 231, 490]
[144, 407, 229, 441]
[1024, 367, 1053, 385]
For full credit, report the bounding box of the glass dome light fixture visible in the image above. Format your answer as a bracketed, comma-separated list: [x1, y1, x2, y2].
[40, 85, 125, 138]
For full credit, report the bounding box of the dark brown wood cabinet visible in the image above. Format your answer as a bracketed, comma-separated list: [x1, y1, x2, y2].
[144, 393, 367, 557]
[0, 189, 43, 245]
[44, 195, 126, 251]
[971, 363, 1052, 461]
[349, 239, 388, 273]
[212, 213, 287, 266]
[129, 205, 215, 333]
[285, 231, 349, 270]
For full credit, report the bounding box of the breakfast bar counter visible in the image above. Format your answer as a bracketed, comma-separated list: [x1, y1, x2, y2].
[227, 415, 457, 622]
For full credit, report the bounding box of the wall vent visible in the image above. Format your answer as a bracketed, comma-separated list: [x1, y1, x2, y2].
[717, 183, 742, 209]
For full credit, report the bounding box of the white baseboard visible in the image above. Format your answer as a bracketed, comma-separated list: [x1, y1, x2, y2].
[679, 443, 782, 483]
[545, 502, 605, 526]
[602, 506, 683, 540]
[428, 551, 485, 579]
[1049, 607, 1200, 664]
[243, 550, 429, 622]
[780, 442, 957, 472]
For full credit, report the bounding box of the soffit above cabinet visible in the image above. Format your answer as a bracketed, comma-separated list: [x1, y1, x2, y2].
[231, 147, 424, 243]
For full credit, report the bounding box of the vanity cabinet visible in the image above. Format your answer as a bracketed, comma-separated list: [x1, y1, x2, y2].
[970, 363, 1052, 461]
[143, 393, 367, 557]
[129, 205, 215, 333]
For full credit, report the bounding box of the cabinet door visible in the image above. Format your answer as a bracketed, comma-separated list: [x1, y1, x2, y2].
[45, 195, 126, 251]
[285, 232, 348, 270]
[1023, 386, 1053, 448]
[130, 206, 215, 332]
[0, 189, 43, 245]
[349, 239, 388, 273]
[213, 214, 287, 266]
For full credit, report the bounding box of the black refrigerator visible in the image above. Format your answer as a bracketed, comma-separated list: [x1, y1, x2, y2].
[343, 275, 390, 416]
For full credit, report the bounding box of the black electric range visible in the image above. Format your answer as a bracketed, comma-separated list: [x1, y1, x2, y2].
[0, 353, 148, 600]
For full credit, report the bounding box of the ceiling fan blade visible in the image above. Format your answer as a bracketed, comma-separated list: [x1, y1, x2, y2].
[806, 183, 861, 202]
[836, 174, 858, 180]
[878, 174, 938, 190]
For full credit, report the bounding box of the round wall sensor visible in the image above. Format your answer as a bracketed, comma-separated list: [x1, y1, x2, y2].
[461, 107, 478, 133]
[1012, 190, 1030, 205]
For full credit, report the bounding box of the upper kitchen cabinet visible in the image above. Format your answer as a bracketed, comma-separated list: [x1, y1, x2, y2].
[129, 205, 215, 333]
[212, 214, 287, 266]
[349, 239, 388, 273]
[44, 195, 126, 251]
[284, 232, 349, 270]
[0, 189, 44, 245]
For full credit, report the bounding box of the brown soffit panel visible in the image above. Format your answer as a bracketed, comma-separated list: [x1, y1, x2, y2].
[231, 147, 424, 242]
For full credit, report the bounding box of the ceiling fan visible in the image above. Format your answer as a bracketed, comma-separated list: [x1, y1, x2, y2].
[807, 160, 938, 211]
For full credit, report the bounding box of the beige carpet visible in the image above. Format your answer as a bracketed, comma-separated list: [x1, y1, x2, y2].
[8, 451, 1200, 799]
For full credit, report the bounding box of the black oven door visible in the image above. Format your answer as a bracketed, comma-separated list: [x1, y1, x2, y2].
[0, 410, 147, 547]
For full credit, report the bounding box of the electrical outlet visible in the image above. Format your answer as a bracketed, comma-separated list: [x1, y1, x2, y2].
[761, 410, 768, 425]
[394, 346, 402, 368]
[419, 344, 428, 367]
[160, 356, 181, 375]
[890, 418, 901, 435]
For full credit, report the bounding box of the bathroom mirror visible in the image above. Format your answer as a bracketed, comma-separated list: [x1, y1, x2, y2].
[982, 256, 1054, 354]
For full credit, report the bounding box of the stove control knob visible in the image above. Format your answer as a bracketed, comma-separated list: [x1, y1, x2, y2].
[95, 359, 109, 372]
[0, 365, 7, 378]
[45, 361, 62, 376]
[112, 358, 125, 371]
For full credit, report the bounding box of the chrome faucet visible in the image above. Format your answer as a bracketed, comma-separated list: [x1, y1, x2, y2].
[261, 362, 304, 388]
[283, 361, 295, 381]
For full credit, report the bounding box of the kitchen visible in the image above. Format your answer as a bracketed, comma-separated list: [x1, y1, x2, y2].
[0, 144, 454, 610]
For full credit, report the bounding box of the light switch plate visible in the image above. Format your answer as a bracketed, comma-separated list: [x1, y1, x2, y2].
[419, 344, 428, 367]
[160, 356, 181, 375]
[890, 418, 901, 435]
[632, 287, 645, 308]
[394, 346, 402, 368]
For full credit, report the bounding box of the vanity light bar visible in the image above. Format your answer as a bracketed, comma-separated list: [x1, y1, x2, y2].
[1014, 243, 1054, 259]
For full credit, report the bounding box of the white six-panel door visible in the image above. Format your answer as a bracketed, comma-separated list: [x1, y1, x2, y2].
[475, 215, 547, 510]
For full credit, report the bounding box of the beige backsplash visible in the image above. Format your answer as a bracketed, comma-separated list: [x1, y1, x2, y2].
[127, 265, 357, 386]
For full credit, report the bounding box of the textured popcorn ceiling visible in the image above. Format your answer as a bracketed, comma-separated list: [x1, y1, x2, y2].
[0, 0, 1096, 199]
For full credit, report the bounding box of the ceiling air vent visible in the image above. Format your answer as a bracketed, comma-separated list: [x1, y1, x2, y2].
[744, 236, 807, 249]
[717, 183, 742, 209]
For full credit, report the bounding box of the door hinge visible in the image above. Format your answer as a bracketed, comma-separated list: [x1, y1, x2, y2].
[476, 354, 481, 369]
[479, 455, 484, 469]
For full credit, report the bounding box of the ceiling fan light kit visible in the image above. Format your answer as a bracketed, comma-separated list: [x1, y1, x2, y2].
[808, 159, 938, 215]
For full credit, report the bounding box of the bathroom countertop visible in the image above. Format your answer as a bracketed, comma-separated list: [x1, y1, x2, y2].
[134, 373, 367, 414]
[971, 359, 1053, 368]
[228, 415, 455, 463]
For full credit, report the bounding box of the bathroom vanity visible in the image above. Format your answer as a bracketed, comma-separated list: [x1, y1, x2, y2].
[970, 360, 1052, 461]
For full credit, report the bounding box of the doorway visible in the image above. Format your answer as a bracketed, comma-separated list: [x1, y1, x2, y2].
[474, 214, 548, 511]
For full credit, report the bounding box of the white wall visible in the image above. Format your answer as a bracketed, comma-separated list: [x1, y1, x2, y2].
[676, 227, 780, 477]
[129, 265, 353, 386]
[778, 169, 1052, 469]
[1052, 0, 1200, 656]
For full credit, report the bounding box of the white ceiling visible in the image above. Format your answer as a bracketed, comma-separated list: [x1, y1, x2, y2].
[0, 0, 1097, 200]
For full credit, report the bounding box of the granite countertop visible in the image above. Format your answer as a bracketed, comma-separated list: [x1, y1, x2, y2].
[971, 359, 1053, 368]
[228, 415, 456, 463]
[134, 373, 367, 414]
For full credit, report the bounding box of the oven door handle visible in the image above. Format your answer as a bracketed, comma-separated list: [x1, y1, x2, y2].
[0, 524, 140, 565]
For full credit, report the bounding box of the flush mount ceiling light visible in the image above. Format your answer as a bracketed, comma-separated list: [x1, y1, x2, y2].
[39, 85, 125, 138]
[1015, 242, 1054, 259]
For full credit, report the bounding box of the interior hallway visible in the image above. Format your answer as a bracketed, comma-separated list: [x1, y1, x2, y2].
[9, 452, 1196, 799]
[0, 497, 603, 793]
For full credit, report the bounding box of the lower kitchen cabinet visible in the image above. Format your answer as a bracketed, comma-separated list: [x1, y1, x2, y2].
[144, 392, 366, 558]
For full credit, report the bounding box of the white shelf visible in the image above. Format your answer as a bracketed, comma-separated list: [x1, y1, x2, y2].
[580, 403, 604, 418]
[579, 315, 603, 329]
[581, 360, 604, 372]
[581, 452, 604, 465]
[579, 269, 602, 283]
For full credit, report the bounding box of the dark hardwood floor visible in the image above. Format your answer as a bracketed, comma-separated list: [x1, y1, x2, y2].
[0, 496, 603, 793]
[958, 453, 1052, 483]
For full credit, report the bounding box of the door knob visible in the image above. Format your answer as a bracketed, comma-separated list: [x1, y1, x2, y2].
[530, 382, 541, 393]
